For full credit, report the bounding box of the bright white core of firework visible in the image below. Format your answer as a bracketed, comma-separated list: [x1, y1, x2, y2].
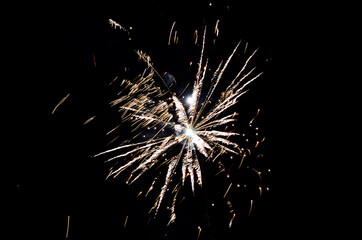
[186, 96, 193, 105]
[185, 127, 195, 138]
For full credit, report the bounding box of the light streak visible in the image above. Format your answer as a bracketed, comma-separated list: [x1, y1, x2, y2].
[109, 19, 129, 32]
[194, 29, 198, 44]
[52, 93, 70, 115]
[83, 116, 96, 125]
[238, 152, 246, 169]
[223, 183, 232, 199]
[168, 21, 176, 45]
[197, 226, 202, 240]
[109, 76, 119, 86]
[249, 108, 260, 125]
[214, 19, 220, 37]
[259, 186, 262, 197]
[137, 191, 143, 198]
[248, 200, 254, 216]
[229, 213, 236, 228]
[124, 215, 128, 229]
[66, 215, 70, 238]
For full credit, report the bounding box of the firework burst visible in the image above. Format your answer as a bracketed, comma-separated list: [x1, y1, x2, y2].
[94, 20, 263, 225]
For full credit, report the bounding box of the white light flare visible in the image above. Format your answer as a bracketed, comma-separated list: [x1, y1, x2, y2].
[185, 127, 195, 138]
[186, 96, 193, 105]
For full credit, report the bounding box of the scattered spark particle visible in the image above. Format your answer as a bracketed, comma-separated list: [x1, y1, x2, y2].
[229, 213, 236, 228]
[214, 19, 220, 37]
[215, 167, 225, 176]
[137, 191, 143, 198]
[109, 19, 129, 32]
[173, 30, 178, 44]
[179, 196, 186, 205]
[124, 215, 128, 229]
[238, 153, 246, 168]
[244, 42, 249, 53]
[109, 76, 119, 85]
[223, 183, 232, 198]
[226, 201, 234, 213]
[126, 174, 133, 184]
[168, 21, 176, 46]
[194, 29, 198, 44]
[248, 200, 254, 216]
[83, 116, 96, 125]
[249, 108, 260, 125]
[93, 53, 96, 67]
[52, 93, 70, 115]
[66, 215, 70, 238]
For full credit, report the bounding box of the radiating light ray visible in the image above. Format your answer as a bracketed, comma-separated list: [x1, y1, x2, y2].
[156, 154, 181, 214]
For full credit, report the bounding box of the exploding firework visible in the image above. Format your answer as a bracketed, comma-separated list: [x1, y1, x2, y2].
[94, 19, 264, 226]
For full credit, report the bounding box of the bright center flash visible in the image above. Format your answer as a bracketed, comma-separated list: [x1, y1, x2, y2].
[186, 96, 193, 105]
[185, 127, 195, 138]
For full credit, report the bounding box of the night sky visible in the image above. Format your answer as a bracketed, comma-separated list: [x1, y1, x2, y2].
[6, 1, 320, 239]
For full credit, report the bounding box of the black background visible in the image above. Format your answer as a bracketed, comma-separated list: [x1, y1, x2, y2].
[6, 0, 330, 239]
